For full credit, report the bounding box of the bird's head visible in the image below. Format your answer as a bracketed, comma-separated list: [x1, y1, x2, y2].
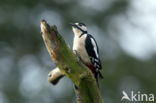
[70, 22, 87, 35]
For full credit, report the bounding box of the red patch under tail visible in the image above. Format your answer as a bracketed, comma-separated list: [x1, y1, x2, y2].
[85, 63, 96, 75]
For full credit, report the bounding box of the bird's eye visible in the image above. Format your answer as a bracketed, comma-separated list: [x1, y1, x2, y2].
[79, 24, 82, 26]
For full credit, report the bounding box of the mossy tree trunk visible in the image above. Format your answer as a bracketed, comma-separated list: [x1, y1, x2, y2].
[40, 20, 104, 103]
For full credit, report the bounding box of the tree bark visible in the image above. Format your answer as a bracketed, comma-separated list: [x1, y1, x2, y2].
[48, 67, 64, 85]
[40, 20, 104, 103]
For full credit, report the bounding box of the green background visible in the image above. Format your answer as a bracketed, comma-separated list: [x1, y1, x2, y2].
[0, 0, 156, 103]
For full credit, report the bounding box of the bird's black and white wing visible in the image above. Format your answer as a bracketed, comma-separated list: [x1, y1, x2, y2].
[85, 34, 103, 78]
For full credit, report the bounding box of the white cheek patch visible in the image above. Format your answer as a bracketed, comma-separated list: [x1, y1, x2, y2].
[81, 26, 87, 31]
[75, 23, 87, 32]
[77, 25, 87, 32]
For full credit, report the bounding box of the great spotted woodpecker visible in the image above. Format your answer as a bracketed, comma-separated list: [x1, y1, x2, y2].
[70, 22, 103, 83]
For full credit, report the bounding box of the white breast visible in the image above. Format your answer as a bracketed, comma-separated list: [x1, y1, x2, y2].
[73, 34, 91, 63]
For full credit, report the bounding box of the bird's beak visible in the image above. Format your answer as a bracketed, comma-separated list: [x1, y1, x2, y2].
[69, 23, 76, 27]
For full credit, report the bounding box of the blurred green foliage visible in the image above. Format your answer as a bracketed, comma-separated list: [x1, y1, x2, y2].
[0, 0, 156, 103]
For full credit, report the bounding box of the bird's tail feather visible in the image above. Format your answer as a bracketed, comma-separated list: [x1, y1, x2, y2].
[98, 71, 104, 79]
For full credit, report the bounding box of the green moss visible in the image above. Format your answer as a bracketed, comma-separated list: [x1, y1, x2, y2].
[42, 24, 104, 103]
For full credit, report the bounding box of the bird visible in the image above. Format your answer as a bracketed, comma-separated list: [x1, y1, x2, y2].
[70, 22, 103, 84]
